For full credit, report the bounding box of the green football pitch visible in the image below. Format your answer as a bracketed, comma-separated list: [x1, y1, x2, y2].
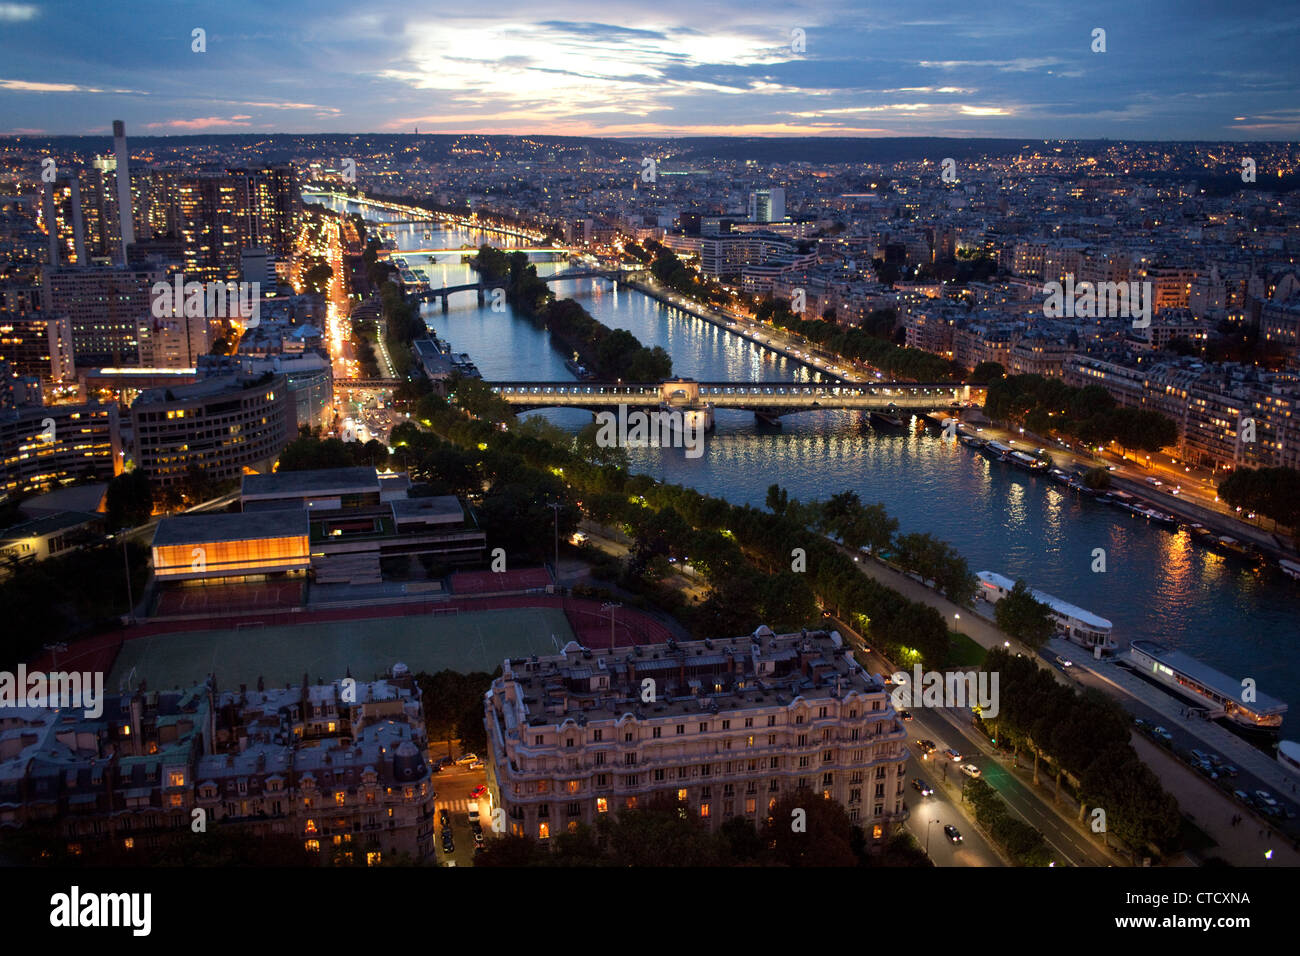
[107, 607, 575, 692]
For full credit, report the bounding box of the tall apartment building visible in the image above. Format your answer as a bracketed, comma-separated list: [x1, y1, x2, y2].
[485, 627, 910, 846]
[129, 371, 294, 485]
[700, 232, 805, 279]
[41, 264, 165, 366]
[135, 311, 212, 369]
[0, 669, 436, 864]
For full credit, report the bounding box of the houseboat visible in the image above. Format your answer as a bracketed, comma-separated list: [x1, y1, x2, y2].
[977, 571, 1116, 655]
[1129, 639, 1287, 736]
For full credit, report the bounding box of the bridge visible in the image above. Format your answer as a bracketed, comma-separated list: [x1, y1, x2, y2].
[489, 378, 983, 423]
[389, 246, 576, 255]
[411, 268, 640, 311]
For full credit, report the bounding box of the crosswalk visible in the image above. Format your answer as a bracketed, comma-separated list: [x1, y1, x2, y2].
[436, 799, 473, 813]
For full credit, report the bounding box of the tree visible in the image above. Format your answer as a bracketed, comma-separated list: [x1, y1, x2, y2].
[1082, 466, 1112, 491]
[105, 470, 154, 529]
[764, 788, 858, 867]
[993, 580, 1055, 649]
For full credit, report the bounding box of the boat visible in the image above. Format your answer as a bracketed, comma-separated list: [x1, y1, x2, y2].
[1006, 449, 1049, 473]
[564, 357, 597, 381]
[869, 406, 905, 429]
[977, 571, 1116, 655]
[1129, 639, 1287, 735]
[957, 433, 984, 448]
[1279, 740, 1300, 777]
[1280, 558, 1300, 581]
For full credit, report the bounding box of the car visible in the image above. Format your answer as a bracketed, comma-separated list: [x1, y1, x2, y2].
[1220, 764, 1239, 778]
[1054, 655, 1073, 668]
[1134, 717, 1146, 727]
[917, 739, 938, 756]
[439, 809, 450, 828]
[900, 710, 914, 721]
[436, 756, 455, 770]
[960, 763, 981, 779]
[1232, 789, 1253, 805]
[468, 806, 480, 824]
[944, 825, 963, 844]
[441, 860, 457, 867]
[911, 778, 934, 796]
[942, 748, 962, 762]
[470, 785, 488, 799]
[1255, 790, 1278, 806]
[474, 831, 486, 848]
[1190, 748, 1209, 764]
[571, 531, 588, 545]
[468, 760, 484, 770]
[455, 753, 478, 766]
[1145, 477, 1162, 486]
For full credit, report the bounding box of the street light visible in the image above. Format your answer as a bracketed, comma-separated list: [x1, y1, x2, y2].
[925, 817, 942, 856]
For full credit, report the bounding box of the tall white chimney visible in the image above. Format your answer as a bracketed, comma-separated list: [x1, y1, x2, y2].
[112, 120, 135, 259]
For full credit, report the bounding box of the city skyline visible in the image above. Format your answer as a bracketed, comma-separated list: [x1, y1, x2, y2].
[3, 0, 1300, 139]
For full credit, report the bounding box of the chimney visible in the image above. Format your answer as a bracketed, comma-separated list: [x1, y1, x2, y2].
[112, 120, 135, 259]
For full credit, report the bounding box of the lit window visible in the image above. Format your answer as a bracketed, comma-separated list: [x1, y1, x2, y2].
[305, 819, 317, 834]
[123, 838, 134, 850]
[676, 788, 688, 802]
[699, 803, 710, 818]
[335, 792, 345, 806]
[596, 798, 608, 814]
[539, 822, 550, 840]
[366, 851, 382, 866]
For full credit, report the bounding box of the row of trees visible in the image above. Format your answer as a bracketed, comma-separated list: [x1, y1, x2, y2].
[753, 297, 960, 381]
[1218, 465, 1300, 532]
[984, 374, 1178, 453]
[978, 648, 1182, 857]
[992, 580, 1056, 648]
[476, 246, 672, 380]
[963, 778, 1054, 865]
[277, 432, 390, 472]
[767, 486, 976, 604]
[476, 789, 929, 867]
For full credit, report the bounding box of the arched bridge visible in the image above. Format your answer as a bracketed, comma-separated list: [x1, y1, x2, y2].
[488, 378, 983, 421]
[410, 269, 643, 311]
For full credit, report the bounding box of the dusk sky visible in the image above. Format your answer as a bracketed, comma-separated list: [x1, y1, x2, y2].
[2, 0, 1298, 139]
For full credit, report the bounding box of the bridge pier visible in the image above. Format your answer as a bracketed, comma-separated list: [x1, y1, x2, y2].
[753, 411, 782, 427]
[477, 287, 486, 306]
[441, 295, 448, 313]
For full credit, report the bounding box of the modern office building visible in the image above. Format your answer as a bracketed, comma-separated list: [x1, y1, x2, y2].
[484, 627, 910, 845]
[0, 400, 121, 496]
[135, 311, 212, 369]
[0, 311, 75, 382]
[129, 371, 294, 486]
[748, 187, 786, 224]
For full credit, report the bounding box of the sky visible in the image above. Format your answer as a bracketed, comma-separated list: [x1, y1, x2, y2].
[1, 0, 1298, 139]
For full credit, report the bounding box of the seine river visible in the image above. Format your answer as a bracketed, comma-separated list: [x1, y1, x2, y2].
[320, 194, 1299, 733]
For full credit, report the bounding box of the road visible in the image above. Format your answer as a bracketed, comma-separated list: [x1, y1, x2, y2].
[430, 761, 491, 866]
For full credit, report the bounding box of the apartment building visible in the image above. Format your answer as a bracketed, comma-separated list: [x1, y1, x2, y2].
[0, 400, 121, 496]
[485, 627, 910, 846]
[0, 669, 435, 863]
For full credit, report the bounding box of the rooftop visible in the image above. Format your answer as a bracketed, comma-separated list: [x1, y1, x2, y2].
[152, 509, 309, 547]
[241, 466, 381, 500]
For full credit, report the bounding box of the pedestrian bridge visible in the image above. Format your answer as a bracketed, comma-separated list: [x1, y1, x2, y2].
[488, 378, 982, 420]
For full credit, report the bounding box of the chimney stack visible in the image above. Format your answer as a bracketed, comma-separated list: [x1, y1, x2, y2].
[112, 120, 135, 259]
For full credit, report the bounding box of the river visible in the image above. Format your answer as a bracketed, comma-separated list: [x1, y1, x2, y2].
[316, 193, 1300, 734]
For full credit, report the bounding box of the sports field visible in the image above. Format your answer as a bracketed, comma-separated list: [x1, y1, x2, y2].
[107, 606, 575, 692]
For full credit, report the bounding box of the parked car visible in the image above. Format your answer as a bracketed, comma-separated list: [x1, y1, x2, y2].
[911, 778, 934, 797]
[1219, 764, 1239, 778]
[944, 825, 963, 844]
[1255, 790, 1279, 807]
[455, 753, 478, 766]
[960, 763, 981, 779]
[1232, 789, 1253, 806]
[439, 809, 450, 828]
[468, 760, 484, 770]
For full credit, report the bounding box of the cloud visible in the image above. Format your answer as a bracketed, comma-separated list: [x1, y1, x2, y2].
[0, 3, 37, 22]
[145, 115, 254, 130]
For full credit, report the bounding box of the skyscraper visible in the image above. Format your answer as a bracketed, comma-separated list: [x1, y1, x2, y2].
[748, 187, 786, 224]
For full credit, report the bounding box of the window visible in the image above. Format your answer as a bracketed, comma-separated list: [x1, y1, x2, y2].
[770, 757, 780, 769]
[677, 788, 688, 802]
[624, 753, 636, 765]
[539, 822, 550, 840]
[767, 715, 776, 727]
[676, 724, 685, 735]
[567, 780, 580, 793]
[823, 750, 833, 763]
[699, 722, 708, 733]
[168, 772, 185, 788]
[768, 734, 776, 746]
[699, 803, 710, 818]
[798, 756, 810, 768]
[818, 706, 828, 718]
[746, 736, 754, 748]
[566, 737, 574, 748]
[535, 735, 544, 746]
[335, 792, 346, 806]
[305, 840, 320, 853]
[596, 797, 608, 813]
[625, 732, 634, 743]
[744, 717, 753, 728]
[797, 734, 807, 747]
[596, 774, 607, 787]
[652, 727, 661, 739]
[823, 773, 833, 786]
[596, 752, 606, 766]
[875, 784, 885, 798]
[745, 798, 756, 814]
[795, 714, 804, 724]
[593, 729, 603, 742]
[849, 788, 861, 804]
[654, 769, 665, 781]
[366, 851, 382, 866]
[721, 720, 730, 730]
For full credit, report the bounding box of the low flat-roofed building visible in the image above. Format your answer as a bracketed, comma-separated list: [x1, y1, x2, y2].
[241, 465, 382, 512]
[151, 509, 310, 580]
[0, 510, 105, 567]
